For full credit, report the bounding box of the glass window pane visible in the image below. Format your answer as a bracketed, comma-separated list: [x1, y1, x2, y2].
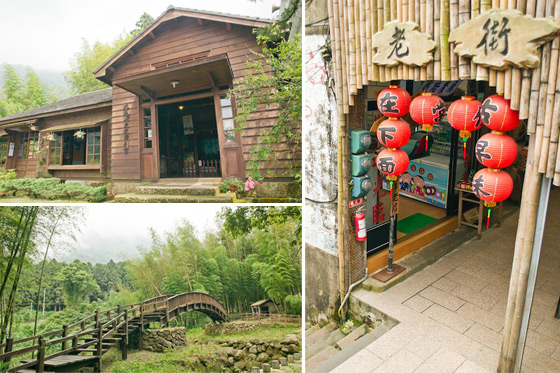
[145, 140, 152, 149]
[225, 131, 236, 143]
[222, 107, 233, 118]
[220, 98, 231, 106]
[144, 108, 151, 117]
[145, 119, 151, 128]
[223, 119, 235, 130]
[145, 129, 152, 138]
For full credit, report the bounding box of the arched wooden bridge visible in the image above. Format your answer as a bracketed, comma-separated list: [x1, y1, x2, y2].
[0, 292, 227, 372]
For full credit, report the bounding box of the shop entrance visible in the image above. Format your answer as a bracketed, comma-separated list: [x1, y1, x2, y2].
[157, 97, 221, 178]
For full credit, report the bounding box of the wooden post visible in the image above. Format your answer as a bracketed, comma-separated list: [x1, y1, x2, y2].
[72, 335, 78, 351]
[62, 325, 68, 351]
[36, 336, 45, 373]
[139, 303, 144, 351]
[96, 310, 102, 372]
[3, 338, 13, 365]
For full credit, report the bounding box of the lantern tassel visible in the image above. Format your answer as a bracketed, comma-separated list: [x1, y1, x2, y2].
[487, 208, 491, 229]
[390, 180, 393, 200]
[463, 138, 467, 160]
[425, 135, 429, 151]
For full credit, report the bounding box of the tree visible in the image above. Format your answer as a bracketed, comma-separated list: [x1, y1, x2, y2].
[64, 34, 130, 95]
[229, 14, 302, 182]
[130, 12, 155, 37]
[57, 262, 100, 307]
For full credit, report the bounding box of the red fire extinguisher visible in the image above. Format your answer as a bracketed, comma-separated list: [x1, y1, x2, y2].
[354, 212, 366, 241]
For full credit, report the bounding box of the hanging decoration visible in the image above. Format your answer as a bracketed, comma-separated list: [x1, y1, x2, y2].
[376, 85, 411, 117]
[376, 148, 410, 198]
[448, 96, 482, 159]
[409, 92, 446, 151]
[475, 132, 518, 169]
[478, 94, 521, 132]
[473, 95, 520, 229]
[74, 130, 86, 139]
[376, 118, 411, 148]
[44, 133, 55, 142]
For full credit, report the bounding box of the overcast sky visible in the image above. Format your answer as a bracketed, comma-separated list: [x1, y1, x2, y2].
[51, 204, 224, 264]
[0, 0, 274, 72]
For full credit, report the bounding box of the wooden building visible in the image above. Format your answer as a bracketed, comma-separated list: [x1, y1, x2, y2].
[250, 299, 279, 316]
[0, 7, 292, 187]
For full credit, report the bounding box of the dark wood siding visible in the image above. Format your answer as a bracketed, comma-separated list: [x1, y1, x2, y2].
[110, 87, 141, 180]
[111, 17, 291, 178]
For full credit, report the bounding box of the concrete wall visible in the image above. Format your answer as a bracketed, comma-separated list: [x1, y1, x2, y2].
[304, 1, 340, 321]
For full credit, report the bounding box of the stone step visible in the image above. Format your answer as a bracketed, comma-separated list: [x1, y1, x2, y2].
[305, 324, 320, 338]
[305, 323, 337, 347]
[336, 324, 367, 350]
[136, 185, 218, 196]
[310, 324, 392, 373]
[306, 328, 345, 361]
[113, 193, 233, 203]
[305, 345, 339, 372]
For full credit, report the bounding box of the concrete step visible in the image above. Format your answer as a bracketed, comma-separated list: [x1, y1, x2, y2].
[305, 324, 320, 338]
[305, 345, 339, 372]
[306, 328, 345, 360]
[113, 193, 233, 203]
[336, 324, 367, 350]
[136, 185, 217, 196]
[310, 324, 393, 373]
[306, 323, 337, 347]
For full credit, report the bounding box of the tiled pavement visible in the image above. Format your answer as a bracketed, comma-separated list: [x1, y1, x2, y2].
[334, 188, 560, 373]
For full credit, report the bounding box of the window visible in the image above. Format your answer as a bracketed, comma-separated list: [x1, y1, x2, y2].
[220, 97, 236, 143]
[17, 132, 39, 159]
[143, 108, 152, 149]
[0, 137, 9, 166]
[48, 133, 62, 165]
[47, 127, 102, 166]
[86, 127, 101, 164]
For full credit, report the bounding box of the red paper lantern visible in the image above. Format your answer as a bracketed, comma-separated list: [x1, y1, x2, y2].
[472, 168, 513, 206]
[476, 132, 518, 169]
[376, 148, 409, 181]
[447, 96, 482, 139]
[377, 85, 411, 117]
[478, 94, 520, 132]
[376, 118, 411, 148]
[409, 92, 446, 132]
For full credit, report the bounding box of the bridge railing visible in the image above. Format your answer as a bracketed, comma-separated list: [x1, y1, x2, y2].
[227, 313, 302, 324]
[166, 292, 227, 319]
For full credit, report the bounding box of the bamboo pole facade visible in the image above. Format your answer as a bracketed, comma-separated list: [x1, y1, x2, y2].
[326, 0, 560, 186]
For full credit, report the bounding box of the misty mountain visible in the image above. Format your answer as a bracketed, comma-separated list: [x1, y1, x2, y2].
[0, 63, 70, 99]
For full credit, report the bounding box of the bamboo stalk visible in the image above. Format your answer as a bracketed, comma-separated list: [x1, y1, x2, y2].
[366, 0, 374, 81]
[330, 0, 345, 115]
[441, 0, 451, 80]
[356, 0, 364, 88]
[376, 0, 385, 82]
[415, 0, 422, 80]
[427, 0, 435, 79]
[488, 0, 500, 86]
[538, 0, 560, 173]
[403, 0, 409, 79]
[547, 39, 560, 178]
[450, 0, 459, 80]
[527, 54, 541, 134]
[458, 0, 471, 79]
[409, 0, 416, 79]
[420, 0, 428, 80]
[497, 0, 508, 94]
[505, 0, 515, 99]
[434, 0, 441, 80]
[519, 0, 537, 118]
[384, 0, 392, 81]
[476, 0, 492, 81]
[471, 0, 480, 80]
[371, 0, 379, 81]
[390, 0, 399, 80]
[341, 0, 350, 112]
[348, 0, 358, 94]
[397, 0, 404, 80]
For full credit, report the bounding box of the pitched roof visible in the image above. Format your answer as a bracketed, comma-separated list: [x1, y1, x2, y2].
[251, 299, 274, 307]
[0, 88, 112, 125]
[94, 6, 271, 82]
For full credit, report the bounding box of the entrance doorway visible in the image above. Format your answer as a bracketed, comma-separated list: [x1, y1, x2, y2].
[157, 97, 221, 178]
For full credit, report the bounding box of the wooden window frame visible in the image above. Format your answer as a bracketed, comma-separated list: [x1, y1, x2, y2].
[220, 96, 237, 147]
[17, 131, 40, 159]
[46, 126, 102, 169]
[0, 137, 9, 166]
[143, 107, 153, 149]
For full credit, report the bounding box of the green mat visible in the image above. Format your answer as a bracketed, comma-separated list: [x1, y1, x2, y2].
[397, 213, 438, 234]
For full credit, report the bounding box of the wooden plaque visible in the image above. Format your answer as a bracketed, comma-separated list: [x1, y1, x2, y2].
[372, 21, 436, 67]
[449, 9, 560, 70]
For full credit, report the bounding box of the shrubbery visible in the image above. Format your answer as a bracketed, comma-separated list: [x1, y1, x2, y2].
[0, 168, 17, 182]
[0, 177, 107, 202]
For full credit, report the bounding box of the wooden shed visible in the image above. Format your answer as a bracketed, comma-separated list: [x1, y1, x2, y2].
[250, 299, 279, 316]
[0, 7, 293, 185]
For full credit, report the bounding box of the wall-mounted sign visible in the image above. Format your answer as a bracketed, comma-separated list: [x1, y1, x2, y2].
[123, 104, 129, 154]
[420, 80, 462, 96]
[372, 21, 436, 67]
[8, 142, 15, 157]
[449, 9, 560, 69]
[183, 115, 194, 135]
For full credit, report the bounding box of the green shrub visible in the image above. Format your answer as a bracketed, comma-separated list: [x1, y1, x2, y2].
[0, 168, 17, 182]
[0, 178, 107, 202]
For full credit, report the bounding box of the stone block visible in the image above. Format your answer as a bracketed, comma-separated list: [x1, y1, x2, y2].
[279, 357, 288, 366]
[287, 354, 294, 363]
[262, 363, 271, 372]
[271, 360, 280, 369]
